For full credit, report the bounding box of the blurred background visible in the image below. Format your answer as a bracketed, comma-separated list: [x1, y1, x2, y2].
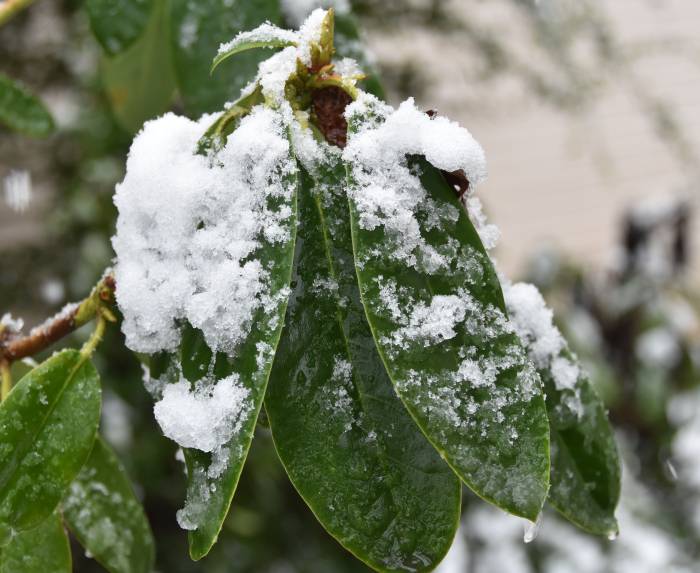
[1, 0, 699, 571]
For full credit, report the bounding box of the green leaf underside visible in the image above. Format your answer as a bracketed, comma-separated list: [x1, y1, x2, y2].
[171, 0, 283, 116]
[0, 73, 54, 137]
[0, 512, 71, 573]
[0, 350, 101, 532]
[266, 160, 460, 572]
[62, 437, 155, 573]
[210, 38, 297, 74]
[346, 153, 550, 520]
[544, 348, 621, 535]
[153, 165, 298, 560]
[87, 0, 154, 56]
[102, 0, 175, 133]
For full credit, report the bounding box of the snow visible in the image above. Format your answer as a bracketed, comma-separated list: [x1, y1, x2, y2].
[153, 375, 251, 453]
[112, 106, 296, 356]
[343, 94, 486, 272]
[504, 282, 583, 415]
[465, 196, 500, 251]
[0, 313, 24, 334]
[217, 9, 338, 104]
[216, 23, 298, 58]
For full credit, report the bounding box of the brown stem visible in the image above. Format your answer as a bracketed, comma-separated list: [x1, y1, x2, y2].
[0, 274, 115, 363]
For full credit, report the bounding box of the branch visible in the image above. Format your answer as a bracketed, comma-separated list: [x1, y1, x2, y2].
[0, 273, 116, 364]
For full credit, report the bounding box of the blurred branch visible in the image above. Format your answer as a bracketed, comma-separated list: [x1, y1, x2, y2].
[0, 0, 38, 27]
[0, 273, 115, 364]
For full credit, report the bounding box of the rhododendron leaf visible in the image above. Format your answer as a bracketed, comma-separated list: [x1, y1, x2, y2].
[267, 160, 460, 572]
[0, 350, 101, 532]
[543, 348, 621, 535]
[86, 0, 154, 56]
[171, 0, 284, 115]
[0, 512, 70, 573]
[102, 0, 175, 133]
[0, 72, 54, 137]
[346, 148, 550, 520]
[62, 437, 155, 573]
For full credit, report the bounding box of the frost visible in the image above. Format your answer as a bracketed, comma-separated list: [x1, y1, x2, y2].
[153, 375, 251, 453]
[113, 106, 296, 356]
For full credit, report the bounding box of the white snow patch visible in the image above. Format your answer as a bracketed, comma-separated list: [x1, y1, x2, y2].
[112, 106, 295, 355]
[153, 375, 251, 453]
[505, 282, 583, 415]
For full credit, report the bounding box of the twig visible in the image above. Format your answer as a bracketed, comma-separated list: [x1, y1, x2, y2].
[0, 273, 116, 364]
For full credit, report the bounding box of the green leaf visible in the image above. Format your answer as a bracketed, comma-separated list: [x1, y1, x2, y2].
[266, 160, 461, 572]
[0, 72, 54, 137]
[86, 0, 155, 56]
[102, 0, 175, 133]
[543, 348, 621, 535]
[210, 36, 297, 74]
[0, 350, 101, 532]
[196, 84, 264, 154]
[156, 159, 299, 560]
[170, 0, 283, 116]
[62, 437, 155, 573]
[346, 149, 550, 520]
[0, 512, 71, 573]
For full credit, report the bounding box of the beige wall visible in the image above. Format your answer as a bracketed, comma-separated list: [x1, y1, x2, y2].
[367, 0, 700, 279]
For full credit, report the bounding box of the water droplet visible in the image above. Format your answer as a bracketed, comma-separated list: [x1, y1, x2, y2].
[607, 530, 619, 541]
[523, 514, 542, 543]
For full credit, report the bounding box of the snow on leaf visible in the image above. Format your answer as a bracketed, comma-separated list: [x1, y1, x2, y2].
[344, 95, 550, 521]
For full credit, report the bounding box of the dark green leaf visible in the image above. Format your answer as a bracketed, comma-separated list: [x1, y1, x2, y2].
[0, 350, 101, 532]
[0, 72, 54, 137]
[544, 348, 621, 535]
[346, 148, 550, 520]
[86, 0, 154, 55]
[0, 512, 71, 573]
[156, 161, 299, 560]
[266, 160, 461, 572]
[170, 0, 283, 116]
[102, 0, 175, 133]
[62, 437, 155, 573]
